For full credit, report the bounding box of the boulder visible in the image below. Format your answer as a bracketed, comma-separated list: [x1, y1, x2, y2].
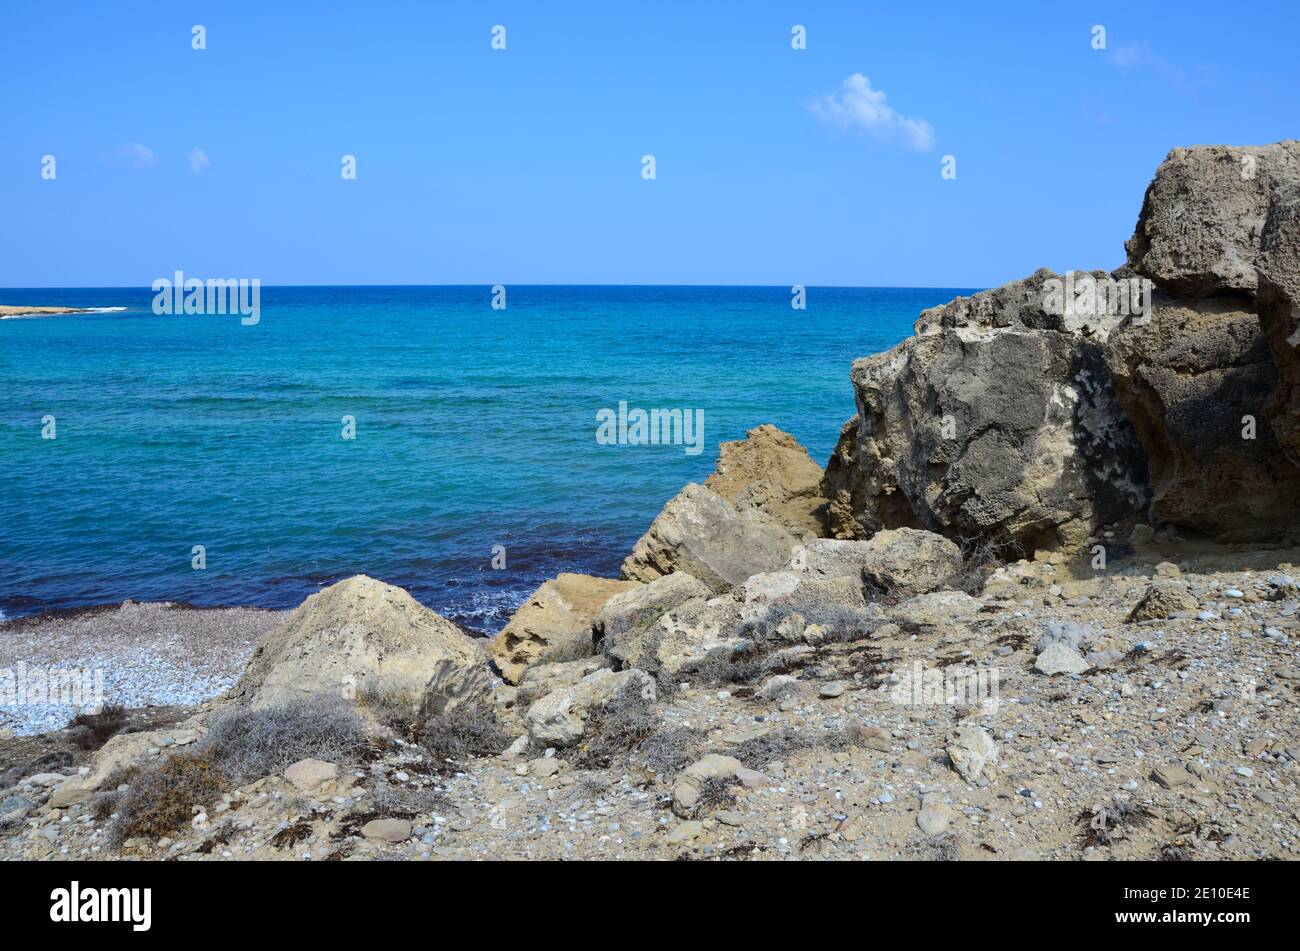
[703, 424, 829, 537]
[489, 573, 639, 684]
[1126, 141, 1300, 297]
[1257, 183, 1300, 462]
[786, 529, 961, 601]
[823, 317, 1149, 553]
[283, 758, 338, 792]
[947, 724, 997, 783]
[1034, 643, 1090, 676]
[594, 572, 712, 669]
[524, 668, 656, 747]
[231, 575, 489, 717]
[1105, 293, 1300, 541]
[621, 484, 799, 591]
[1128, 581, 1199, 623]
[514, 656, 611, 708]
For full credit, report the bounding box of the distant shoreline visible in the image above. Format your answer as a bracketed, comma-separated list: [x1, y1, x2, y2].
[0, 304, 124, 318]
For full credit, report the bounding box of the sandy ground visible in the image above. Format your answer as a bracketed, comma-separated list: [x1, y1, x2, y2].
[0, 602, 284, 735]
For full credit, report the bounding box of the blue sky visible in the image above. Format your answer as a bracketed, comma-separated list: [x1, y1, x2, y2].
[3, 0, 1297, 288]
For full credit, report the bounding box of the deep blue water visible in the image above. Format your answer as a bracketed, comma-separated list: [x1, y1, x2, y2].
[0, 285, 971, 631]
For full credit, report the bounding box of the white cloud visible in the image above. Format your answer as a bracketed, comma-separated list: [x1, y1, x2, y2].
[1109, 41, 1184, 85]
[120, 143, 159, 168]
[188, 147, 211, 174]
[810, 73, 936, 151]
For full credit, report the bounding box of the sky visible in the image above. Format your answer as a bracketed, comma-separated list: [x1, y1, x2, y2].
[3, 0, 1298, 288]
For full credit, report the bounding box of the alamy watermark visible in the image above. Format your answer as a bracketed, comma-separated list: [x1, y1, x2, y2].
[152, 270, 261, 325]
[1, 662, 106, 711]
[887, 661, 1000, 713]
[1042, 270, 1152, 322]
[596, 401, 704, 456]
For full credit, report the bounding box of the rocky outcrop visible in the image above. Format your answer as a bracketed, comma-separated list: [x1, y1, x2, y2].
[786, 529, 961, 601]
[703, 424, 829, 537]
[1257, 184, 1300, 462]
[488, 573, 639, 684]
[524, 667, 656, 747]
[1105, 292, 1300, 540]
[1126, 142, 1300, 297]
[595, 572, 713, 671]
[231, 575, 489, 716]
[823, 309, 1148, 552]
[825, 141, 1300, 551]
[621, 484, 799, 591]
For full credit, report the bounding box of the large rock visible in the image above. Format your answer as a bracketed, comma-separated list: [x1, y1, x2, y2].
[231, 575, 489, 716]
[595, 572, 712, 670]
[621, 484, 799, 591]
[786, 529, 961, 601]
[489, 573, 639, 684]
[703, 425, 828, 537]
[524, 668, 656, 747]
[1257, 184, 1300, 462]
[1105, 293, 1300, 540]
[823, 317, 1149, 552]
[1127, 142, 1300, 297]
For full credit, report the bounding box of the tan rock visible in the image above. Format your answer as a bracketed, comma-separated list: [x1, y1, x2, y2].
[489, 573, 639, 684]
[283, 758, 338, 792]
[704, 424, 828, 537]
[360, 818, 412, 843]
[525, 667, 656, 747]
[231, 575, 489, 717]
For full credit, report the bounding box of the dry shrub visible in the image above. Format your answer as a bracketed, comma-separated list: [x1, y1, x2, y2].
[568, 686, 659, 770]
[416, 702, 510, 771]
[951, 534, 1024, 595]
[198, 695, 367, 785]
[110, 752, 229, 845]
[358, 686, 421, 739]
[633, 726, 705, 776]
[68, 704, 126, 751]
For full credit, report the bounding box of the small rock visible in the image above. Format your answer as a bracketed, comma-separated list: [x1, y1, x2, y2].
[1034, 643, 1089, 676]
[360, 818, 412, 843]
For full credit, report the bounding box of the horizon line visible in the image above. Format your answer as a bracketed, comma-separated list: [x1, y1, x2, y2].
[1, 281, 985, 292]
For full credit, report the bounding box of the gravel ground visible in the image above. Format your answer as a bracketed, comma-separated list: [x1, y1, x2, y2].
[0, 602, 284, 735]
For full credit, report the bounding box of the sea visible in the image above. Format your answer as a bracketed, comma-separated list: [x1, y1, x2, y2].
[0, 285, 973, 632]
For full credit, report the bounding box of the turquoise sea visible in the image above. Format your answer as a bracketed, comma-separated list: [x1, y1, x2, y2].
[0, 286, 972, 631]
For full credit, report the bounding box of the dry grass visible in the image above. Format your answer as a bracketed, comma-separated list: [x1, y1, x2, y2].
[416, 702, 510, 771]
[110, 752, 230, 845]
[67, 704, 126, 751]
[951, 534, 1024, 595]
[198, 695, 368, 785]
[569, 685, 658, 770]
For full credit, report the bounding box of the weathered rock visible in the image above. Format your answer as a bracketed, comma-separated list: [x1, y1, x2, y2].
[1152, 764, 1192, 789]
[947, 724, 997, 782]
[914, 268, 1128, 338]
[1034, 642, 1090, 676]
[1036, 620, 1095, 654]
[787, 529, 961, 601]
[1105, 293, 1300, 541]
[1127, 142, 1300, 297]
[514, 656, 610, 707]
[889, 590, 980, 630]
[232, 576, 489, 717]
[283, 758, 338, 792]
[489, 573, 639, 684]
[672, 754, 742, 817]
[704, 424, 829, 537]
[621, 484, 799, 591]
[360, 818, 412, 843]
[524, 668, 656, 747]
[595, 572, 712, 670]
[1128, 581, 1199, 622]
[917, 804, 955, 835]
[824, 320, 1148, 552]
[1257, 183, 1300, 462]
[646, 595, 748, 676]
